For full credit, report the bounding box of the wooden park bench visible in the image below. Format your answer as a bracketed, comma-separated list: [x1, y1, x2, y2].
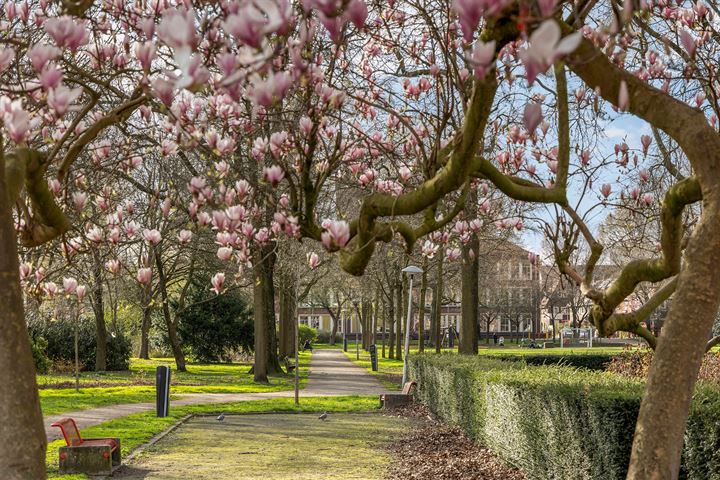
[51, 417, 121, 476]
[380, 381, 417, 409]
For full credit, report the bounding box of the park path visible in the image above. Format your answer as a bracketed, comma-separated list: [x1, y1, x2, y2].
[44, 349, 386, 442]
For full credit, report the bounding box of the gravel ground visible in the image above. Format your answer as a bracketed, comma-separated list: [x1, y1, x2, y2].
[383, 405, 527, 480]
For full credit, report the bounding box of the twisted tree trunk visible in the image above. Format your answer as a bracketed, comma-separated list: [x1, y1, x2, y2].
[92, 249, 107, 371]
[252, 244, 281, 383]
[0, 153, 46, 479]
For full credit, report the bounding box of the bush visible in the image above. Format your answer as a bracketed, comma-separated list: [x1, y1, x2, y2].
[408, 354, 720, 479]
[316, 329, 342, 344]
[299, 324, 318, 346]
[176, 277, 254, 362]
[30, 336, 51, 374]
[495, 353, 616, 370]
[608, 350, 720, 384]
[29, 318, 131, 371]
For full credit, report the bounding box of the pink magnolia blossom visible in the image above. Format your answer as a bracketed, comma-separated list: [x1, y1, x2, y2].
[157, 9, 198, 51]
[248, 72, 292, 107]
[1, 98, 30, 143]
[76, 285, 87, 302]
[523, 102, 543, 134]
[446, 248, 462, 261]
[452, 0, 482, 42]
[47, 85, 82, 116]
[135, 41, 155, 71]
[137, 268, 152, 284]
[641, 135, 652, 155]
[398, 166, 412, 181]
[680, 29, 697, 57]
[151, 78, 175, 106]
[27, 44, 62, 72]
[39, 63, 63, 91]
[125, 220, 140, 237]
[307, 252, 320, 269]
[63, 277, 78, 295]
[178, 230, 193, 244]
[142, 228, 162, 245]
[19, 262, 32, 281]
[642, 193, 654, 206]
[639, 169, 650, 182]
[86, 226, 104, 243]
[580, 149, 591, 166]
[467, 40, 495, 79]
[217, 246, 233, 261]
[105, 259, 121, 274]
[263, 165, 285, 186]
[618, 80, 629, 111]
[44, 282, 58, 298]
[422, 240, 439, 259]
[0, 47, 15, 74]
[519, 21, 582, 84]
[321, 220, 350, 250]
[601, 183, 612, 198]
[44, 16, 88, 51]
[72, 191, 88, 211]
[211, 272, 225, 294]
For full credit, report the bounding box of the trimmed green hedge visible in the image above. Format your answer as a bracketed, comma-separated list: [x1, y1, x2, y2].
[408, 354, 720, 480]
[495, 353, 615, 371]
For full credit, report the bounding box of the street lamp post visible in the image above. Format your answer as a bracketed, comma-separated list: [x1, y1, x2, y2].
[401, 265, 423, 385]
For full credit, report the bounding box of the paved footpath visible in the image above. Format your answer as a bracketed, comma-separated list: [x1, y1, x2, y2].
[44, 349, 386, 442]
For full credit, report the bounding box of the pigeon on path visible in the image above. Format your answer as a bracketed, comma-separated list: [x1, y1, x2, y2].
[217, 413, 225, 422]
[318, 412, 328, 421]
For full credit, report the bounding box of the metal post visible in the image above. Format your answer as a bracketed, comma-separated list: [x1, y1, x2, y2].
[74, 310, 80, 393]
[295, 309, 300, 405]
[402, 274, 414, 385]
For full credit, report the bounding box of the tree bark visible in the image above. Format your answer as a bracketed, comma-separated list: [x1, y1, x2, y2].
[418, 258, 428, 352]
[0, 153, 47, 478]
[278, 273, 296, 359]
[154, 250, 186, 372]
[139, 284, 152, 359]
[627, 206, 720, 479]
[92, 249, 107, 371]
[460, 233, 479, 354]
[432, 246, 444, 353]
[396, 279, 405, 361]
[381, 297, 387, 358]
[388, 284, 395, 359]
[252, 244, 281, 383]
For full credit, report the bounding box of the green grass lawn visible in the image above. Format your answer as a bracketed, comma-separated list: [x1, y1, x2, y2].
[40, 353, 312, 416]
[46, 396, 380, 479]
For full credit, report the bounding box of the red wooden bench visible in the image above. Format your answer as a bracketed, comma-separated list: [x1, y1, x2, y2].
[380, 381, 417, 409]
[51, 417, 121, 475]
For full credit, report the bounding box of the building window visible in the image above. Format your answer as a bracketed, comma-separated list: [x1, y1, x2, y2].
[522, 263, 531, 279]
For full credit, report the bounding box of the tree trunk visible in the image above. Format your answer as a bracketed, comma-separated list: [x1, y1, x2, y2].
[330, 311, 338, 345]
[381, 298, 387, 358]
[396, 279, 404, 361]
[432, 246, 444, 353]
[418, 258, 428, 352]
[627, 206, 720, 479]
[460, 233, 479, 354]
[92, 249, 107, 371]
[388, 284, 395, 359]
[154, 251, 186, 372]
[278, 273, 296, 359]
[139, 285, 152, 359]
[252, 244, 281, 383]
[0, 154, 47, 478]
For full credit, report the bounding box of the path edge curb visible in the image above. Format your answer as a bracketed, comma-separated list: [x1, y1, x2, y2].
[109, 413, 194, 477]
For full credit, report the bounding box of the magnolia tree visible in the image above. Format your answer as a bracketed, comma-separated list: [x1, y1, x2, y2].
[2, 0, 720, 478]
